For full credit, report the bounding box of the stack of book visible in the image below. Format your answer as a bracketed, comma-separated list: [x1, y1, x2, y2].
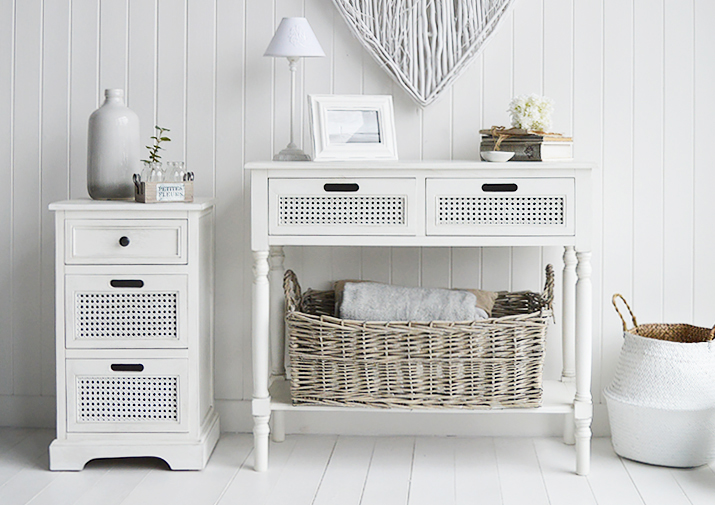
[480, 128, 573, 161]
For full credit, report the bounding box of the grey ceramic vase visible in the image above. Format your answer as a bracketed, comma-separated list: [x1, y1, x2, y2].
[87, 89, 140, 200]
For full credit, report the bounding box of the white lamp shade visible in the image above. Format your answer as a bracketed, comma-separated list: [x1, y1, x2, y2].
[264, 17, 325, 58]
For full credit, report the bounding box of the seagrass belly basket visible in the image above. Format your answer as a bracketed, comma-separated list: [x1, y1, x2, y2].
[284, 265, 554, 409]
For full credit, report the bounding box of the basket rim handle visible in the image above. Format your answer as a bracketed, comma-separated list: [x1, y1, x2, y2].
[283, 269, 302, 313]
[542, 264, 555, 308]
[612, 293, 637, 331]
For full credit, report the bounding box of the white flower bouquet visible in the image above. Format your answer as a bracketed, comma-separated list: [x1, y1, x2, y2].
[507, 94, 554, 132]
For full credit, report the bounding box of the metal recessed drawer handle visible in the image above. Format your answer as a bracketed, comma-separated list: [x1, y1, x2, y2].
[324, 183, 360, 192]
[110, 279, 144, 288]
[482, 183, 518, 192]
[111, 364, 144, 372]
[118, 236, 130, 247]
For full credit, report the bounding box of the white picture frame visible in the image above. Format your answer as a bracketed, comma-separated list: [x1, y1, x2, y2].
[309, 94, 398, 161]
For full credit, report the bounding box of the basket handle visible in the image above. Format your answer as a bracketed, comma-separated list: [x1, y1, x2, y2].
[612, 293, 637, 331]
[542, 264, 555, 309]
[283, 270, 302, 313]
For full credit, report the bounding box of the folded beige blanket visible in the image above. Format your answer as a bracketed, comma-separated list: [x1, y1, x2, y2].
[334, 280, 498, 322]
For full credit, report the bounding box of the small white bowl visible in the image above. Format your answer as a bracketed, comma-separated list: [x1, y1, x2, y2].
[480, 150, 515, 162]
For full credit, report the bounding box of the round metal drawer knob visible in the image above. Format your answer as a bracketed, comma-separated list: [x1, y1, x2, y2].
[118, 236, 130, 247]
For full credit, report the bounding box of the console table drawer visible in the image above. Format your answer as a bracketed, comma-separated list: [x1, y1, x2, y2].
[65, 274, 189, 349]
[268, 178, 417, 235]
[65, 219, 187, 265]
[65, 358, 189, 433]
[426, 178, 575, 236]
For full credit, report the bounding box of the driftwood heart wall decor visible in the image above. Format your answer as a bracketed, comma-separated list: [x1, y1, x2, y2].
[331, 0, 514, 107]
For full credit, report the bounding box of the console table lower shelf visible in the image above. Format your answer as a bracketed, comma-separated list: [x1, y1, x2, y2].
[268, 378, 577, 414]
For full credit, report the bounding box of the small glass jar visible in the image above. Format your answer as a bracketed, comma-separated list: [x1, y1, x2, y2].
[166, 161, 186, 182]
[141, 161, 164, 182]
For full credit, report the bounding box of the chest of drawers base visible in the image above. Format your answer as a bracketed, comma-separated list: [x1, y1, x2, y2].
[49, 199, 219, 471]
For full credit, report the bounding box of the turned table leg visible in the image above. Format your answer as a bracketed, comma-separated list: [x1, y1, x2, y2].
[562, 246, 577, 445]
[252, 250, 271, 471]
[574, 251, 593, 475]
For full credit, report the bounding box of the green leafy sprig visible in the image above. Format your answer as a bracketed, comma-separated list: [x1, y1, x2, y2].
[141, 125, 171, 163]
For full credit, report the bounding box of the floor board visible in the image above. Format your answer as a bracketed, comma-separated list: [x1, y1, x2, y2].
[359, 436, 414, 505]
[1, 429, 715, 505]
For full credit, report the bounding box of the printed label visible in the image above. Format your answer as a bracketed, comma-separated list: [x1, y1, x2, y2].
[156, 183, 185, 202]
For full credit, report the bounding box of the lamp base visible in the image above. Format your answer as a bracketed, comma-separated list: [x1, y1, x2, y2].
[273, 145, 311, 162]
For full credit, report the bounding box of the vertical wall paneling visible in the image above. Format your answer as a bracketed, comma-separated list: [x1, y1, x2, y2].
[481, 247, 512, 292]
[601, 0, 634, 394]
[662, 0, 694, 323]
[69, 0, 99, 200]
[332, 7, 363, 95]
[451, 248, 482, 290]
[156, 0, 186, 163]
[572, 0, 604, 400]
[693, 0, 715, 327]
[127, 0, 157, 155]
[40, 0, 71, 396]
[12, 0, 43, 396]
[303, 0, 333, 158]
[512, 0, 543, 97]
[391, 248, 421, 288]
[186, 0, 216, 197]
[214, 0, 245, 400]
[98, 0, 128, 92]
[391, 86, 422, 161]
[451, 58, 482, 161]
[421, 248, 451, 289]
[0, 0, 15, 395]
[543, 0, 573, 136]
[360, 247, 391, 284]
[632, 0, 664, 324]
[422, 90, 452, 160]
[481, 11, 513, 131]
[5, 0, 715, 435]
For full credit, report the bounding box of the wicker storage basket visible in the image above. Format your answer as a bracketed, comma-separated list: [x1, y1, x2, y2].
[284, 265, 554, 409]
[604, 294, 715, 467]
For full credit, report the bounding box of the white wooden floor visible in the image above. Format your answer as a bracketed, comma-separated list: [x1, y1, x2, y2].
[1, 428, 714, 505]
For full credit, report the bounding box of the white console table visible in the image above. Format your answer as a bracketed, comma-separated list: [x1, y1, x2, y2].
[247, 161, 593, 475]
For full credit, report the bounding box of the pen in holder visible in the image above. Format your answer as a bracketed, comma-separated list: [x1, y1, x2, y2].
[133, 172, 194, 203]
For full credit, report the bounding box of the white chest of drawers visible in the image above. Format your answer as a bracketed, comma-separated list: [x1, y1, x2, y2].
[48, 199, 219, 470]
[248, 161, 594, 475]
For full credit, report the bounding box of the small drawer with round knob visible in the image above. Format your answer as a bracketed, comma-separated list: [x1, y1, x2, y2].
[65, 219, 188, 265]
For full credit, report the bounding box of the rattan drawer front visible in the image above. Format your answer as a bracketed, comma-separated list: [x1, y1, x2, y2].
[66, 358, 189, 433]
[426, 178, 575, 236]
[65, 219, 187, 264]
[65, 275, 188, 349]
[269, 178, 417, 235]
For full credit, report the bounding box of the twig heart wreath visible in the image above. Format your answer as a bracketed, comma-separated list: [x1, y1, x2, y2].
[331, 0, 514, 107]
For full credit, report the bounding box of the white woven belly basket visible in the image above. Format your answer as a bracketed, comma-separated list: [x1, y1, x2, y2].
[604, 295, 715, 467]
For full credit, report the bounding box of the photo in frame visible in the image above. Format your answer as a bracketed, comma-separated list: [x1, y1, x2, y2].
[308, 94, 398, 161]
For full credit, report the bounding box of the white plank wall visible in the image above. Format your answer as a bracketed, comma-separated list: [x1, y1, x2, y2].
[1, 0, 713, 436]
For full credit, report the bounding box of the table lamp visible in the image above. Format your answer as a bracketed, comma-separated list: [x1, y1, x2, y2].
[264, 17, 325, 161]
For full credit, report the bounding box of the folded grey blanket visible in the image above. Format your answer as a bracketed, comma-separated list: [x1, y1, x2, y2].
[339, 282, 488, 321]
